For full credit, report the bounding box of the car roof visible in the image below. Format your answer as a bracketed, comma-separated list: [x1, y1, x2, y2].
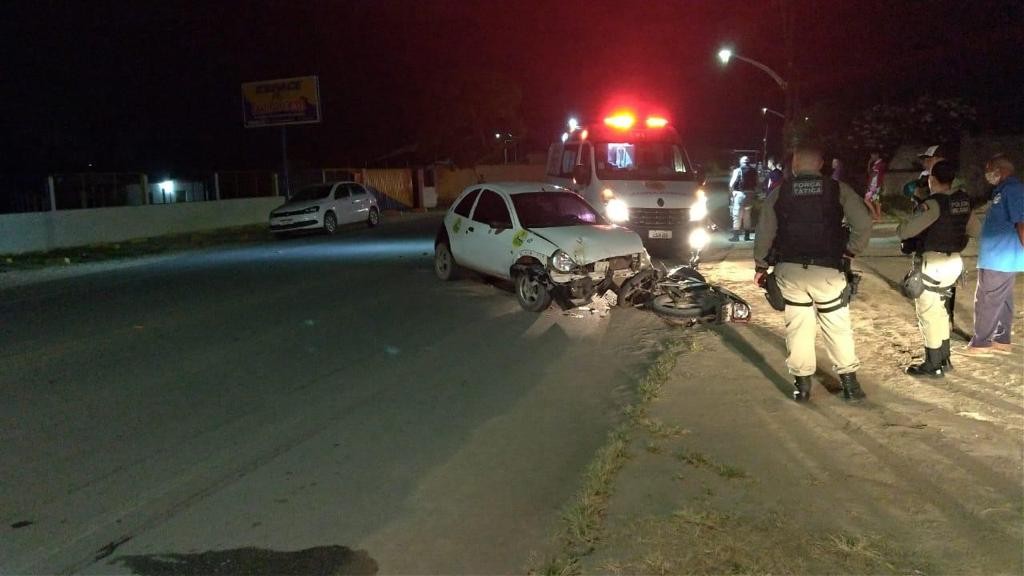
[474, 182, 570, 195]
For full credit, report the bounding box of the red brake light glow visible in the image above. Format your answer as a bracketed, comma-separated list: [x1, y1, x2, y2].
[603, 114, 636, 130]
[645, 116, 669, 128]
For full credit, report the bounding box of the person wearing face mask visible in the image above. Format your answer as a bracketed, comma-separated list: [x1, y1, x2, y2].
[961, 154, 1024, 356]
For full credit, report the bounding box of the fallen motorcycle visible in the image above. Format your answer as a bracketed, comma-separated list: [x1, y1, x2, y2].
[618, 265, 751, 325]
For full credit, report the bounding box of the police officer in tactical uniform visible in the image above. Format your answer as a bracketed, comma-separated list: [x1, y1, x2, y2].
[729, 156, 758, 242]
[754, 144, 874, 402]
[897, 160, 973, 377]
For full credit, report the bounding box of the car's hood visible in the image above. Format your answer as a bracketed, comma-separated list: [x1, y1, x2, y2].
[273, 199, 321, 214]
[528, 225, 644, 265]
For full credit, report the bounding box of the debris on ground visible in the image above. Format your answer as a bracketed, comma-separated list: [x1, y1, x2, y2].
[563, 292, 615, 318]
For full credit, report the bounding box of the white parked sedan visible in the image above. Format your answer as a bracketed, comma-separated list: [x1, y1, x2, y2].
[269, 181, 380, 236]
[434, 182, 652, 311]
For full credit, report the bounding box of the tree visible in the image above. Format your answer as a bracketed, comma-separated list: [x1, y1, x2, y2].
[846, 96, 977, 156]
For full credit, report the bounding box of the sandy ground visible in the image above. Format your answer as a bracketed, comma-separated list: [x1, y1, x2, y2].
[582, 229, 1024, 575]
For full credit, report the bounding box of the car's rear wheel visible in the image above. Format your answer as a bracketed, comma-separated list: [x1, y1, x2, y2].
[323, 212, 338, 235]
[515, 271, 553, 312]
[367, 207, 381, 228]
[434, 242, 458, 281]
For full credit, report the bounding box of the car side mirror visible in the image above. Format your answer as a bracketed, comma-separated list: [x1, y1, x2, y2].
[489, 221, 512, 232]
[572, 164, 591, 186]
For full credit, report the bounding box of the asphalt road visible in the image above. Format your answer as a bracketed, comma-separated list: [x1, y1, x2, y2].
[0, 215, 673, 575]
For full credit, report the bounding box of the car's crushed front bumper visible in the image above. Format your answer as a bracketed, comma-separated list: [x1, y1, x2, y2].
[546, 252, 648, 309]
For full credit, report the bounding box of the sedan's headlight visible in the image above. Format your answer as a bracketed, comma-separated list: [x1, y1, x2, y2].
[301, 206, 320, 214]
[689, 189, 708, 221]
[550, 250, 576, 273]
[606, 198, 630, 223]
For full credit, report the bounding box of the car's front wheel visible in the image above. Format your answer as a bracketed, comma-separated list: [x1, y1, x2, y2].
[515, 271, 553, 312]
[367, 207, 381, 228]
[323, 212, 338, 235]
[434, 242, 458, 281]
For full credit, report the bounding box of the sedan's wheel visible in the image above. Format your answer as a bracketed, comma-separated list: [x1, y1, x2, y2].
[434, 242, 458, 281]
[367, 207, 381, 228]
[323, 212, 338, 235]
[515, 272, 553, 312]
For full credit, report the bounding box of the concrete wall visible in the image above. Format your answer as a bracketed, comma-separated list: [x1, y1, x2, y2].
[0, 197, 284, 255]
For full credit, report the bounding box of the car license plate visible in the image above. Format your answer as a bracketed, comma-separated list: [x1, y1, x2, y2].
[649, 230, 672, 239]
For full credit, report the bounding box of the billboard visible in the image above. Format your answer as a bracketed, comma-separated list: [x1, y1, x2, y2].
[241, 76, 321, 128]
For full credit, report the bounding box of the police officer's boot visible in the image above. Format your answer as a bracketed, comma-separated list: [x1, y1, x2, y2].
[728, 230, 741, 242]
[743, 230, 752, 241]
[839, 372, 866, 402]
[905, 347, 944, 378]
[940, 339, 954, 372]
[792, 375, 812, 402]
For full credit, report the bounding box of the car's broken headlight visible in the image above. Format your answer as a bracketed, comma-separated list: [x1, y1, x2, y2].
[551, 250, 576, 273]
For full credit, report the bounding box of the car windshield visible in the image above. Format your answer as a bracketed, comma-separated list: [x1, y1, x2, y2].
[595, 141, 694, 181]
[511, 192, 605, 228]
[288, 184, 333, 203]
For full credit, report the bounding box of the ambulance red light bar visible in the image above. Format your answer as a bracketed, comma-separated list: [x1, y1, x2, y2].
[603, 114, 635, 130]
[645, 116, 669, 128]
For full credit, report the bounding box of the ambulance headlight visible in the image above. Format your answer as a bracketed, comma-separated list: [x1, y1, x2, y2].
[606, 198, 630, 223]
[551, 250, 576, 273]
[689, 189, 708, 221]
[688, 228, 710, 250]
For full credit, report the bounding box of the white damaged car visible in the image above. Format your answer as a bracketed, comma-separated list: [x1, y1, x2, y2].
[434, 182, 652, 311]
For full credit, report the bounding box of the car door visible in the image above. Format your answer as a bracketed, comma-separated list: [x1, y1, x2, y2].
[463, 188, 516, 278]
[332, 183, 355, 223]
[348, 183, 371, 223]
[447, 188, 481, 267]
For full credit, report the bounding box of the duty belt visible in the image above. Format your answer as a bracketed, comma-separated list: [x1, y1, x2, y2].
[778, 256, 843, 270]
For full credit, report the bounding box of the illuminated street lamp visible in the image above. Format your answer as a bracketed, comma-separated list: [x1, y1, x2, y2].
[717, 47, 788, 91]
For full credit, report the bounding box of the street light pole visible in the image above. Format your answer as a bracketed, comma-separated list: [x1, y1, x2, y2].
[761, 107, 784, 163]
[719, 48, 793, 148]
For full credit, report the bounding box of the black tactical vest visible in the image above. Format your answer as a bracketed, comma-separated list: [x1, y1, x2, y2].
[918, 190, 970, 254]
[774, 175, 845, 267]
[733, 164, 756, 191]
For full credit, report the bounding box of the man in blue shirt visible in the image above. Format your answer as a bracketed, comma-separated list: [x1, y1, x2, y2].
[963, 154, 1024, 355]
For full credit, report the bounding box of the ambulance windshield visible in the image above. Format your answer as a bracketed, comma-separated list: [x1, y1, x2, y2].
[595, 141, 694, 181]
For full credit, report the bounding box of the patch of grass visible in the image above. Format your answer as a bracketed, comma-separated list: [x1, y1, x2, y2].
[637, 417, 689, 439]
[677, 449, 748, 480]
[644, 442, 663, 455]
[671, 507, 725, 534]
[824, 533, 887, 562]
[536, 337, 688, 575]
[599, 510, 924, 576]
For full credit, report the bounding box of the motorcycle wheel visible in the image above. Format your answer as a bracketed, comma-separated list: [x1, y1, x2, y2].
[650, 293, 710, 319]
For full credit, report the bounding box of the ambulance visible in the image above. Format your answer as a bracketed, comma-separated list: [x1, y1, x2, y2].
[546, 112, 709, 260]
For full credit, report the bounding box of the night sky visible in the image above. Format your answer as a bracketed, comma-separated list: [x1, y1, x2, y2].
[2, 0, 1021, 177]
